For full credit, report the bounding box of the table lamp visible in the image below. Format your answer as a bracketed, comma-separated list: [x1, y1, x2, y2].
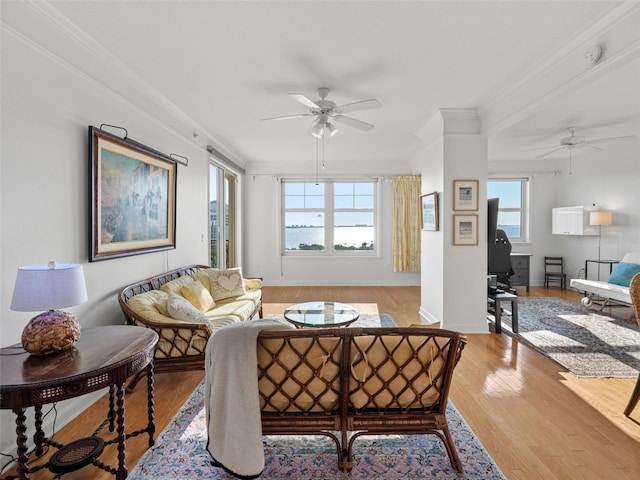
[10, 261, 88, 355]
[589, 211, 613, 280]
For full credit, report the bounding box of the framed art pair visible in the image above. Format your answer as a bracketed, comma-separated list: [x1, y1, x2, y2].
[452, 179, 478, 245]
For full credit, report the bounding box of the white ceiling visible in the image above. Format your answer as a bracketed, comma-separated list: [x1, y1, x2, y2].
[11, 1, 640, 169]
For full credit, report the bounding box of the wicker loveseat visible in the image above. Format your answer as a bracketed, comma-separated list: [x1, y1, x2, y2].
[118, 265, 262, 387]
[207, 325, 467, 475]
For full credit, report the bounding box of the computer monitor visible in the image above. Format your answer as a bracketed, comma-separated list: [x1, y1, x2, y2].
[488, 197, 499, 244]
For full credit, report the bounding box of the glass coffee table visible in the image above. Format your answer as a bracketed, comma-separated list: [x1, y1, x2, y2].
[283, 301, 359, 328]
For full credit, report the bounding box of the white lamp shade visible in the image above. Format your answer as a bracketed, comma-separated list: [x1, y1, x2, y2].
[589, 211, 612, 226]
[10, 263, 88, 312]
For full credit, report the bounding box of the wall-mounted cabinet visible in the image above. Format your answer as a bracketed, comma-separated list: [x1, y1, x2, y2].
[552, 206, 597, 235]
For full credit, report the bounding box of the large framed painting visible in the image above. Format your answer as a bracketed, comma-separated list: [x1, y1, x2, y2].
[89, 126, 177, 261]
[421, 192, 439, 231]
[453, 179, 479, 211]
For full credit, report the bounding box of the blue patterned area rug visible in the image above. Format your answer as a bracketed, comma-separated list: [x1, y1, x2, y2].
[490, 297, 640, 378]
[129, 381, 507, 480]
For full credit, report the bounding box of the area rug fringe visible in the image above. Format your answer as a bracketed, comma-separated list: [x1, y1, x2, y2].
[128, 380, 507, 480]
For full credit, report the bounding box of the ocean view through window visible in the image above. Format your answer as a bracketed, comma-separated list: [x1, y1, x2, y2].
[283, 180, 377, 254]
[487, 177, 529, 242]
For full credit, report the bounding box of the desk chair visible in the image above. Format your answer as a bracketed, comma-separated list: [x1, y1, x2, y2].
[489, 229, 514, 289]
[544, 256, 567, 289]
[624, 273, 640, 416]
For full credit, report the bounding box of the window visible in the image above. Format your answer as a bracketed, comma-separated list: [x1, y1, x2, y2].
[487, 177, 529, 242]
[209, 163, 237, 268]
[283, 180, 377, 254]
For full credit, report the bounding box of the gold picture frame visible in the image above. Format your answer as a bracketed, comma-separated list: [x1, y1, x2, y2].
[90, 126, 177, 261]
[453, 214, 478, 245]
[453, 179, 479, 211]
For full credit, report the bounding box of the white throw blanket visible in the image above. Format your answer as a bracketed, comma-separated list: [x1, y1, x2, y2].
[205, 318, 294, 478]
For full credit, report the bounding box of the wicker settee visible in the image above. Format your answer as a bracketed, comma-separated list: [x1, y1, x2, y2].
[207, 325, 467, 475]
[118, 265, 262, 387]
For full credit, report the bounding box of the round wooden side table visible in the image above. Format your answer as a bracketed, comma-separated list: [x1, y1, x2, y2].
[0, 325, 158, 479]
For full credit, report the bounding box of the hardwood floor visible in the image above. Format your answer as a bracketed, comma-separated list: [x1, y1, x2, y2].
[3, 286, 639, 480]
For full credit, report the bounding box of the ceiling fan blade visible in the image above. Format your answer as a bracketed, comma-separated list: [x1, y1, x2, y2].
[289, 93, 320, 109]
[585, 135, 637, 145]
[333, 115, 374, 131]
[536, 146, 566, 159]
[334, 99, 381, 114]
[581, 144, 603, 151]
[261, 113, 314, 121]
[522, 144, 564, 152]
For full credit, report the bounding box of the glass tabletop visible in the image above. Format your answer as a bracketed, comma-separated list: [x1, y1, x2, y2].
[283, 301, 359, 327]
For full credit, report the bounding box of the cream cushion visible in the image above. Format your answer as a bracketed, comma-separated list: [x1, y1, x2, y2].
[167, 293, 212, 325]
[208, 267, 246, 301]
[160, 276, 195, 295]
[126, 290, 170, 320]
[244, 278, 263, 290]
[181, 281, 216, 312]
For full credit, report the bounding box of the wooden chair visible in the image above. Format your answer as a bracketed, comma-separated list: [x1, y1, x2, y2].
[624, 273, 640, 416]
[544, 256, 567, 289]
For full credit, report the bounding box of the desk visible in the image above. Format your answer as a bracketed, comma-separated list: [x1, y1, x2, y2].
[585, 259, 619, 282]
[488, 291, 519, 334]
[0, 326, 158, 480]
[510, 253, 532, 292]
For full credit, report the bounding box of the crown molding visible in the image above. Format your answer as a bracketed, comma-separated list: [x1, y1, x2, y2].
[2, 0, 244, 167]
[479, 1, 640, 136]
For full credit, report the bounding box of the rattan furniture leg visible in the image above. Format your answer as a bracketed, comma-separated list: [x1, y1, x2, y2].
[624, 373, 640, 416]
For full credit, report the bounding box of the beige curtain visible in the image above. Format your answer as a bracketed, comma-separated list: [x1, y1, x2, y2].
[392, 175, 421, 272]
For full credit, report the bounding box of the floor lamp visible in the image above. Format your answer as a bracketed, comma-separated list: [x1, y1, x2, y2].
[589, 211, 612, 280]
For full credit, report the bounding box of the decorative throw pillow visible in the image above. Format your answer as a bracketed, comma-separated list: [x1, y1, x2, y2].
[167, 293, 212, 324]
[180, 281, 216, 312]
[208, 267, 246, 301]
[608, 262, 640, 287]
[159, 276, 194, 295]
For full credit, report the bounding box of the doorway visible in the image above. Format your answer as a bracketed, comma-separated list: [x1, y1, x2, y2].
[209, 162, 237, 269]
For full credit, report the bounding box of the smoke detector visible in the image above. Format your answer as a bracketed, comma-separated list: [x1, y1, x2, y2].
[584, 45, 602, 66]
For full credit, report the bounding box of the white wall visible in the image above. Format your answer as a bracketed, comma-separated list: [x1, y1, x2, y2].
[550, 141, 640, 281]
[0, 21, 212, 461]
[414, 110, 489, 334]
[488, 140, 640, 287]
[243, 161, 421, 286]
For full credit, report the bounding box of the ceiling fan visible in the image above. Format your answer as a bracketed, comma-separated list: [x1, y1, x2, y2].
[524, 126, 636, 159]
[261, 87, 381, 138]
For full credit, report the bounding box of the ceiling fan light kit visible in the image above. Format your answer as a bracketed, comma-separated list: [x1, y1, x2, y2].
[262, 87, 380, 138]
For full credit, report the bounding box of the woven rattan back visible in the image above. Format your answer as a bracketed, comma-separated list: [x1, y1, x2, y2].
[256, 327, 465, 415]
[630, 273, 640, 327]
[348, 332, 456, 413]
[257, 329, 344, 413]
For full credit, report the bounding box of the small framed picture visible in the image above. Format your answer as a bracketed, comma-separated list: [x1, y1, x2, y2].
[453, 180, 479, 211]
[453, 214, 478, 245]
[421, 192, 439, 231]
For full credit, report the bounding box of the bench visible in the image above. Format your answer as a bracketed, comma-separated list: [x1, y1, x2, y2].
[570, 252, 640, 309]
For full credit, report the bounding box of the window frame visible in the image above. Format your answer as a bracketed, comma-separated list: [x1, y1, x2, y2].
[487, 176, 530, 243]
[281, 178, 379, 256]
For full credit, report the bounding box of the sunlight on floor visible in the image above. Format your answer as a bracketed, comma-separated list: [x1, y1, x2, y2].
[558, 372, 640, 442]
[481, 341, 525, 397]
